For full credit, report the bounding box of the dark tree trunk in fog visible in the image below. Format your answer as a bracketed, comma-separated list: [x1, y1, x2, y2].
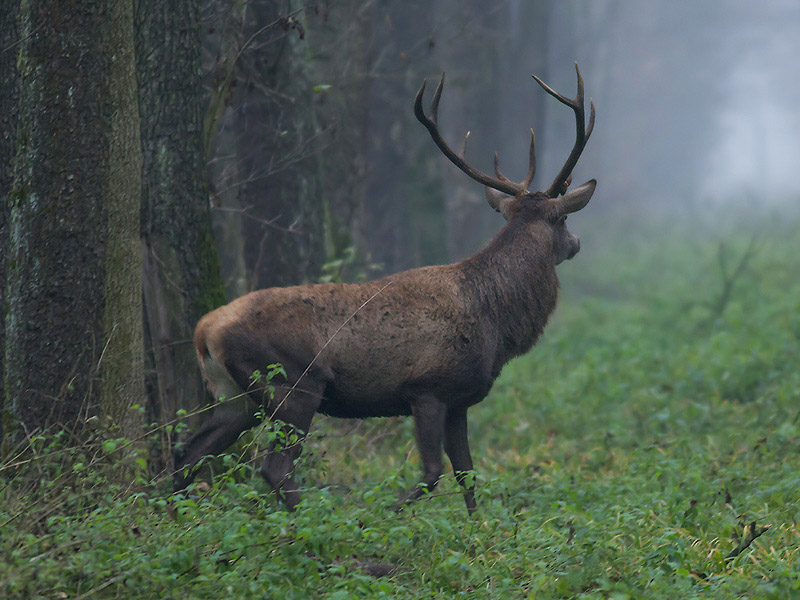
[233, 0, 325, 290]
[203, 2, 249, 299]
[498, 0, 551, 192]
[432, 0, 503, 261]
[103, 0, 146, 437]
[0, 0, 19, 444]
[363, 0, 441, 274]
[5, 1, 144, 439]
[304, 0, 376, 278]
[362, 0, 413, 274]
[135, 0, 226, 459]
[432, 0, 552, 261]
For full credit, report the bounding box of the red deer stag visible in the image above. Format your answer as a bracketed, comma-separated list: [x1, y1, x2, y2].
[174, 63, 596, 514]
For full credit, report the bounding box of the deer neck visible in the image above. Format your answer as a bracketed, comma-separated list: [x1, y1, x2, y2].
[460, 220, 560, 364]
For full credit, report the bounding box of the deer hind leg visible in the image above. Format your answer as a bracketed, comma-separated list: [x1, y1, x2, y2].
[443, 406, 477, 515]
[173, 403, 260, 491]
[258, 383, 322, 510]
[395, 395, 447, 510]
[173, 349, 262, 492]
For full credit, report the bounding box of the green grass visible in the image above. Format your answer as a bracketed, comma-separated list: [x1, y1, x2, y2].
[2, 209, 800, 598]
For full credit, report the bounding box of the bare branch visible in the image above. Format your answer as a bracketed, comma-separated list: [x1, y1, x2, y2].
[725, 520, 769, 561]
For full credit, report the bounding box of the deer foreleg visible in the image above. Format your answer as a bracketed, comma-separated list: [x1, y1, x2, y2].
[396, 395, 446, 510]
[443, 406, 477, 515]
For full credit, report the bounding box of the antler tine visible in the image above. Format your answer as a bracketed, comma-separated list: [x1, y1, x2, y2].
[533, 62, 594, 197]
[521, 128, 536, 190]
[586, 99, 596, 137]
[459, 131, 470, 161]
[414, 73, 523, 197]
[532, 74, 578, 109]
[414, 78, 428, 113]
[493, 152, 514, 184]
[431, 73, 445, 123]
[564, 173, 573, 190]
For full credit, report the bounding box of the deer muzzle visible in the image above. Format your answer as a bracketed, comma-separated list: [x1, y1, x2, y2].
[567, 235, 580, 260]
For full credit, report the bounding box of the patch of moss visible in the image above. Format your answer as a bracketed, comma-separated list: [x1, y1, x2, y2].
[189, 219, 226, 320]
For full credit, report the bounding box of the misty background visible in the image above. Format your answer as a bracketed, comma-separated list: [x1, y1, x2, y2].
[203, 0, 800, 301]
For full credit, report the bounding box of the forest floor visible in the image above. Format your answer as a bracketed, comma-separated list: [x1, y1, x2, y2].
[2, 206, 800, 599]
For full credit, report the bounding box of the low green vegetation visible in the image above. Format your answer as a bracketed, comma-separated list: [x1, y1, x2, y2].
[2, 209, 799, 599]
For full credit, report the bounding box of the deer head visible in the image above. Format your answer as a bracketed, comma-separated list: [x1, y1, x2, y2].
[414, 62, 596, 263]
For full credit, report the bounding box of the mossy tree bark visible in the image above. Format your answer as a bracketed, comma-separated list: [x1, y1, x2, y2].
[135, 0, 226, 462]
[5, 1, 144, 440]
[105, 0, 146, 439]
[0, 0, 19, 445]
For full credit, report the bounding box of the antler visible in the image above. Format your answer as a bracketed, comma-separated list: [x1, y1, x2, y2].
[414, 73, 536, 198]
[533, 62, 595, 198]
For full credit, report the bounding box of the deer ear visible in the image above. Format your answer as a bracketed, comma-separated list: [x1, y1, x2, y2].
[485, 187, 513, 220]
[553, 179, 596, 215]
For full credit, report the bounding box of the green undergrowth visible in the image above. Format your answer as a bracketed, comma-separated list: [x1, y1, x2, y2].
[2, 209, 800, 598]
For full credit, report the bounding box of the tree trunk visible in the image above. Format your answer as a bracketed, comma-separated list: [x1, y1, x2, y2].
[5, 1, 144, 439]
[363, 0, 439, 274]
[105, 0, 145, 438]
[431, 1, 508, 261]
[135, 0, 226, 463]
[497, 0, 551, 193]
[233, 0, 326, 290]
[304, 0, 375, 280]
[0, 0, 19, 445]
[204, 0, 249, 299]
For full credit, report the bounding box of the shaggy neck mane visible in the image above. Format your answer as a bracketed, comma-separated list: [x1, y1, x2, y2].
[458, 218, 559, 366]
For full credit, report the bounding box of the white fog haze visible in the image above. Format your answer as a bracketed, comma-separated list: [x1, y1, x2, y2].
[533, 1, 800, 214]
[703, 62, 800, 204]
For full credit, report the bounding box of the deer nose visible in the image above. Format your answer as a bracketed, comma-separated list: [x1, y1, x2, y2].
[567, 237, 580, 260]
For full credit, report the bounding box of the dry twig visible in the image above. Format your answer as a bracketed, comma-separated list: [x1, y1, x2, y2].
[725, 520, 769, 561]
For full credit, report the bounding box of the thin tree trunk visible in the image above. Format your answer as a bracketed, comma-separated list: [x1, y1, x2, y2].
[135, 0, 226, 465]
[236, 0, 326, 290]
[0, 0, 19, 445]
[205, 0, 249, 299]
[432, 1, 506, 261]
[497, 0, 551, 193]
[304, 0, 375, 277]
[6, 1, 144, 439]
[363, 0, 432, 274]
[105, 0, 145, 438]
[351, 0, 446, 271]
